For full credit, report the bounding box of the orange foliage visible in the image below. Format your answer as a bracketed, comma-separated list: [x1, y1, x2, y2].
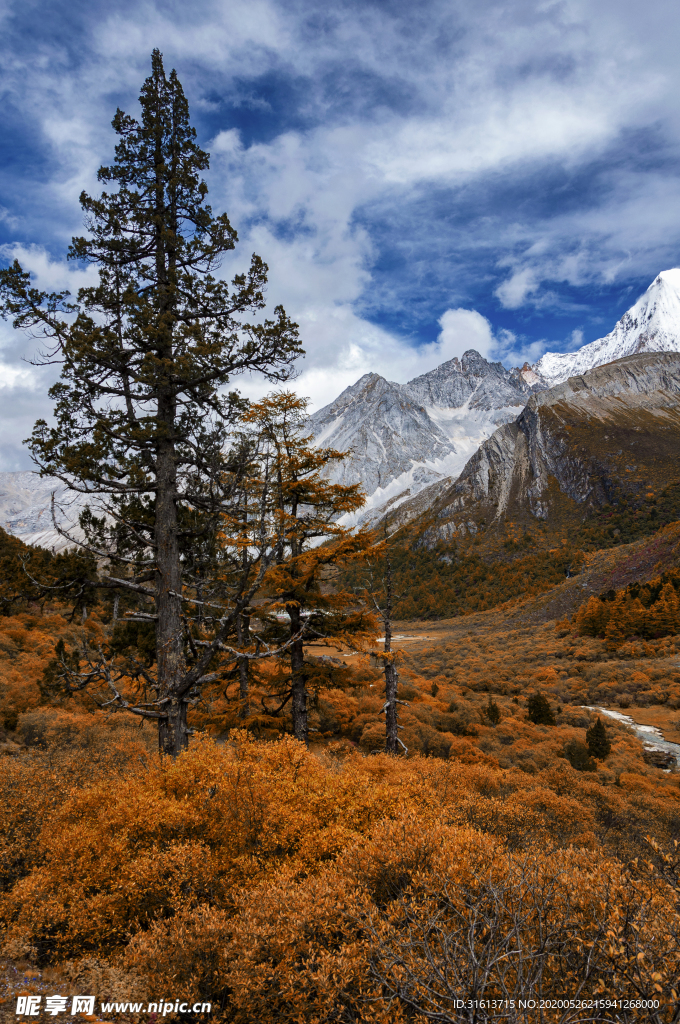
[574, 571, 680, 648]
[0, 734, 678, 1019]
[0, 611, 107, 730]
[1, 524, 680, 1018]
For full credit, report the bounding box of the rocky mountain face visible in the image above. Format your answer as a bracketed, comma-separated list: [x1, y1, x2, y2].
[312, 269, 680, 519]
[309, 350, 530, 514]
[308, 373, 453, 496]
[406, 349, 531, 410]
[395, 352, 680, 544]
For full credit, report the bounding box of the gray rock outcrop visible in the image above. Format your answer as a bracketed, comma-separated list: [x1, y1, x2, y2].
[405, 349, 530, 410]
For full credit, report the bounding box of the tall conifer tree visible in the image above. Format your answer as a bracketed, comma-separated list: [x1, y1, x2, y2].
[0, 51, 302, 755]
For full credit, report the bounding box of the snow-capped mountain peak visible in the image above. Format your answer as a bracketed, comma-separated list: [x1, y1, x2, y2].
[529, 268, 680, 388]
[4, 273, 680, 551]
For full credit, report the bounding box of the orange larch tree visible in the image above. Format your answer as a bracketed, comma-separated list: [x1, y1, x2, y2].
[246, 393, 378, 743]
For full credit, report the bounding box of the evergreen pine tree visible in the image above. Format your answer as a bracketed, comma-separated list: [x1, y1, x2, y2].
[483, 697, 501, 726]
[526, 691, 556, 726]
[0, 51, 302, 755]
[586, 716, 611, 759]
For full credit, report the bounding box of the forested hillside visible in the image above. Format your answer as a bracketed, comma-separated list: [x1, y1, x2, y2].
[342, 477, 680, 622]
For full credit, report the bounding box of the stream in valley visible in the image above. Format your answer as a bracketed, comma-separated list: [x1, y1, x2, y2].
[584, 706, 680, 766]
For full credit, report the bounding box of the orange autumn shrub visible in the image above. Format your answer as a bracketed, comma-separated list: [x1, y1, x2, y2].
[126, 817, 680, 1021]
[1, 732, 680, 1019]
[0, 717, 153, 900]
[0, 735, 446, 961]
[0, 609, 108, 729]
[14, 707, 155, 751]
[361, 828, 679, 1018]
[2, 733, 679, 964]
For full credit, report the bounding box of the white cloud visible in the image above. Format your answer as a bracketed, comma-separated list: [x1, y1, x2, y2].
[0, 244, 98, 294]
[3, 0, 680, 458]
[495, 268, 540, 309]
[568, 328, 584, 350]
[426, 308, 495, 362]
[0, 362, 37, 389]
[232, 304, 500, 412]
[211, 129, 243, 156]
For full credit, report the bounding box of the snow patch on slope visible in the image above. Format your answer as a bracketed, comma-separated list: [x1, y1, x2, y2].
[338, 402, 522, 527]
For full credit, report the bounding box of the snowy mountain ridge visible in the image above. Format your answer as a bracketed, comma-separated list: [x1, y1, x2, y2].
[308, 350, 531, 522]
[2, 269, 680, 550]
[0, 472, 89, 552]
[525, 269, 680, 388]
[313, 269, 680, 523]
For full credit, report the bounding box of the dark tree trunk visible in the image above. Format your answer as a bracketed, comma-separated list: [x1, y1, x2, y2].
[384, 659, 399, 754]
[288, 604, 308, 744]
[158, 696, 188, 755]
[155, 400, 187, 756]
[237, 612, 250, 719]
[382, 557, 401, 755]
[152, 104, 187, 757]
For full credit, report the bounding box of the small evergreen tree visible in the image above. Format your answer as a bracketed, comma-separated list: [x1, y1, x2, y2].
[564, 739, 596, 772]
[526, 692, 556, 726]
[586, 716, 611, 759]
[483, 697, 501, 726]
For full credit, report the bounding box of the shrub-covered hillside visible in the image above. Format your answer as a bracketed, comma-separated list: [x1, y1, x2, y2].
[1, 730, 679, 1021]
[1, 515, 680, 1020]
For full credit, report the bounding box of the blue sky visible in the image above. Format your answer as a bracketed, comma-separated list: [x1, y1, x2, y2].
[1, 0, 680, 467]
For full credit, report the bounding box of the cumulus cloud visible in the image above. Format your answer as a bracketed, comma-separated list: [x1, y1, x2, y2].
[423, 308, 495, 362]
[234, 304, 501, 413]
[0, 244, 98, 293]
[211, 129, 244, 157]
